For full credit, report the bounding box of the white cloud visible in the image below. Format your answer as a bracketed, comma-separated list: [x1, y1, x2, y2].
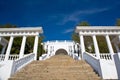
[57, 8, 110, 25]
[63, 28, 74, 34]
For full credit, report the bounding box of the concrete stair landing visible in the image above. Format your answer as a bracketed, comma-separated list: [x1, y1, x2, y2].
[9, 55, 101, 80]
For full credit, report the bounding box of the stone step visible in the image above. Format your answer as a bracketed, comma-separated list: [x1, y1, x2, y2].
[9, 55, 101, 80]
[9, 76, 101, 80]
[11, 74, 100, 80]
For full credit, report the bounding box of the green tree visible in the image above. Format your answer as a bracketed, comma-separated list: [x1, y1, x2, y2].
[0, 24, 16, 28]
[72, 21, 90, 43]
[77, 21, 90, 26]
[72, 33, 80, 43]
[116, 18, 120, 26]
[37, 35, 45, 60]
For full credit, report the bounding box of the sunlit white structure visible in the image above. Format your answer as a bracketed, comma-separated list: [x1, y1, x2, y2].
[0, 27, 43, 80]
[39, 40, 80, 60]
[0, 26, 120, 80]
[75, 26, 120, 79]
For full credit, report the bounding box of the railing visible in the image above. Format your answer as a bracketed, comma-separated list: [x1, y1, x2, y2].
[70, 53, 80, 60]
[92, 53, 112, 60]
[83, 52, 100, 73]
[0, 53, 35, 80]
[0, 55, 19, 61]
[83, 52, 118, 79]
[46, 40, 74, 44]
[74, 53, 80, 60]
[114, 53, 120, 78]
[39, 54, 48, 60]
[9, 55, 19, 60]
[0, 55, 5, 61]
[11, 53, 35, 75]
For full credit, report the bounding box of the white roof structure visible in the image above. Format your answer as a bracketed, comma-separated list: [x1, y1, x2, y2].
[75, 26, 120, 35]
[0, 27, 43, 36]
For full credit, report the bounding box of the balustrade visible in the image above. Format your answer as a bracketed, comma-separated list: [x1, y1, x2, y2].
[92, 53, 112, 60]
[8, 55, 19, 60]
[0, 55, 19, 61]
[0, 55, 5, 61]
[11, 53, 34, 75]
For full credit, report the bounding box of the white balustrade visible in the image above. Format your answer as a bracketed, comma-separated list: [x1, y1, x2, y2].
[0, 55, 19, 61]
[11, 53, 35, 75]
[83, 52, 100, 74]
[0, 55, 5, 61]
[8, 55, 19, 60]
[83, 52, 118, 79]
[92, 53, 112, 60]
[0, 53, 35, 80]
[39, 54, 48, 60]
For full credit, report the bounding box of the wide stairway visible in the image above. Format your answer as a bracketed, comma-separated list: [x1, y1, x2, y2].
[9, 55, 101, 80]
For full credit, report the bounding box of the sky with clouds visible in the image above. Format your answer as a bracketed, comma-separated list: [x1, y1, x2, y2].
[0, 0, 120, 41]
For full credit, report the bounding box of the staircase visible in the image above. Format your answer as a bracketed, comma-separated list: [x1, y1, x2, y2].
[9, 55, 101, 80]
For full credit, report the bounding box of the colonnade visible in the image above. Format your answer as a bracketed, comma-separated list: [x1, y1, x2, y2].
[0, 27, 43, 61]
[76, 26, 120, 60]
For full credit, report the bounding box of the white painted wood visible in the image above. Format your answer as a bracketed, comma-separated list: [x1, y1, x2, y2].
[19, 36, 27, 58]
[105, 35, 114, 60]
[80, 35, 85, 59]
[92, 35, 100, 59]
[5, 36, 14, 61]
[33, 35, 39, 60]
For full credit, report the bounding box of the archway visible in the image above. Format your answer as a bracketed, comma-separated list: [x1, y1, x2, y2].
[55, 49, 68, 55]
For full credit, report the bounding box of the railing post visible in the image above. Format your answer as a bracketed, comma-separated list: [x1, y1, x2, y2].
[5, 36, 14, 61]
[19, 36, 27, 58]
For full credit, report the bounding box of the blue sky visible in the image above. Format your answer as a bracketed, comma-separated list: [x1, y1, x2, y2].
[0, 0, 120, 41]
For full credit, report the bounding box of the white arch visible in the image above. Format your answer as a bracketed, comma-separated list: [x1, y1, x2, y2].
[55, 48, 68, 55]
[43, 40, 80, 57]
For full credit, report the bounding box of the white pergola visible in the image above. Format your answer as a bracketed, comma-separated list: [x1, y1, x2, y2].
[0, 27, 43, 61]
[75, 26, 120, 59]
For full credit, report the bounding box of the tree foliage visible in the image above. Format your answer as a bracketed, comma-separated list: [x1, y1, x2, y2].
[72, 21, 90, 43]
[72, 33, 80, 43]
[116, 18, 120, 26]
[77, 21, 90, 26]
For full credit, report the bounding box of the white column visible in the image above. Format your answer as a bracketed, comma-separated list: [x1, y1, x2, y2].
[0, 37, 1, 54]
[92, 35, 100, 59]
[1, 45, 7, 54]
[114, 44, 119, 53]
[80, 35, 85, 59]
[119, 35, 120, 41]
[105, 35, 114, 59]
[33, 35, 39, 60]
[19, 36, 27, 58]
[5, 36, 14, 61]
